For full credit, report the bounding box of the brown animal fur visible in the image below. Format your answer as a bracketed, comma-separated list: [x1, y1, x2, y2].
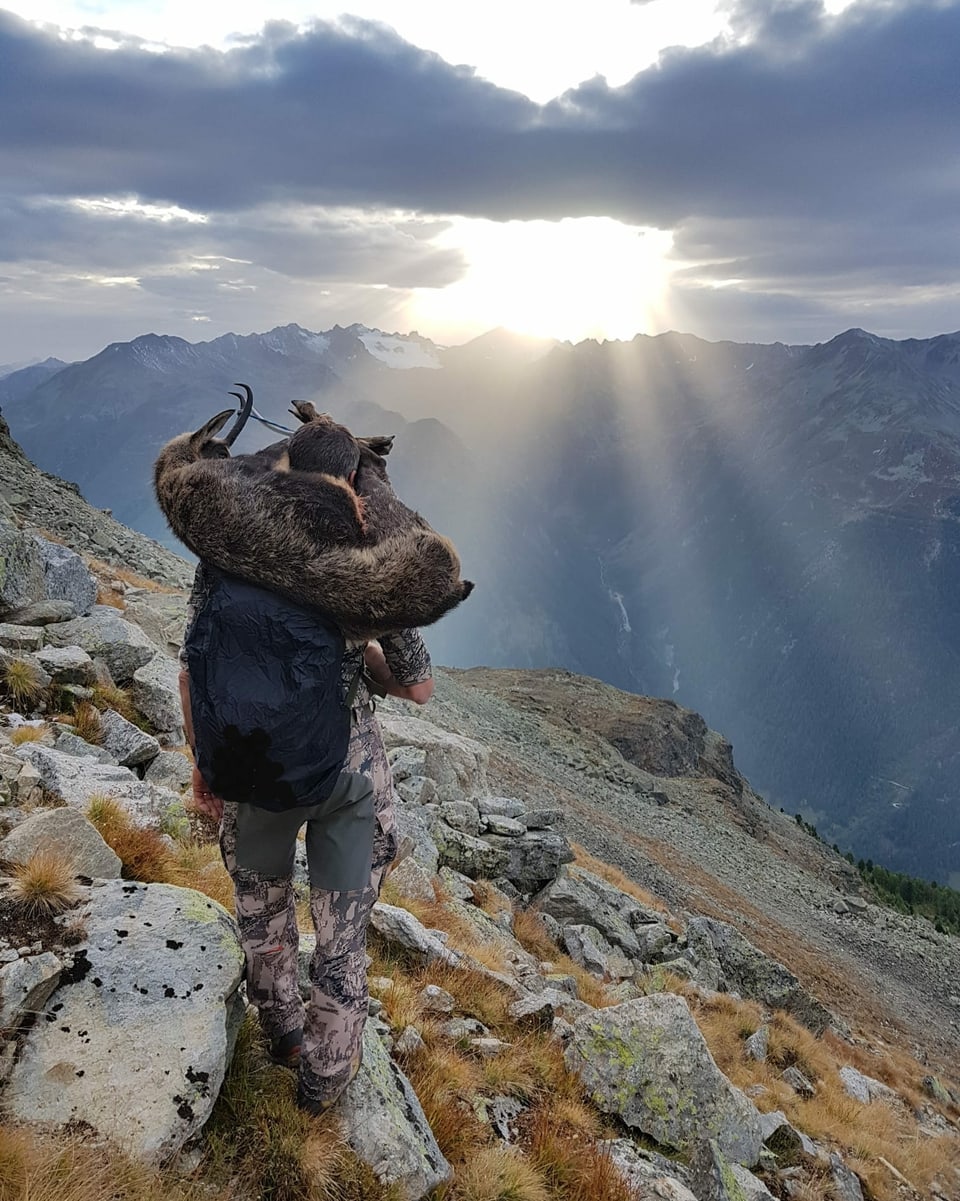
[154, 408, 473, 640]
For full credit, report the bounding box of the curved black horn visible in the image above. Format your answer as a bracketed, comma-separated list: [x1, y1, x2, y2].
[222, 382, 254, 446]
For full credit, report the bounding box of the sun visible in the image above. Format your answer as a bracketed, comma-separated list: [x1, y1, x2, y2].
[411, 217, 674, 344]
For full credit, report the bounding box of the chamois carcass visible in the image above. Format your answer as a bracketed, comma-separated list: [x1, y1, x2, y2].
[154, 386, 473, 640]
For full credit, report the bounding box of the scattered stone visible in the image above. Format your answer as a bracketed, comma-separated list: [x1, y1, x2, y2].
[45, 608, 156, 684]
[478, 1094, 524, 1142]
[369, 903, 462, 967]
[563, 924, 634, 979]
[758, 1111, 815, 1165]
[335, 1021, 452, 1199]
[388, 856, 436, 903]
[483, 814, 526, 837]
[839, 1065, 898, 1106]
[470, 1037, 510, 1057]
[121, 593, 189, 659]
[438, 799, 481, 834]
[98, 709, 162, 769]
[478, 796, 527, 819]
[782, 1066, 816, 1098]
[439, 1017, 488, 1041]
[0, 807, 121, 879]
[523, 808, 564, 829]
[729, 1162, 778, 1200]
[437, 866, 475, 901]
[393, 803, 440, 876]
[419, 984, 455, 1014]
[34, 644, 97, 686]
[602, 1138, 698, 1201]
[379, 714, 489, 801]
[0, 522, 45, 615]
[685, 917, 832, 1033]
[14, 743, 181, 825]
[36, 538, 97, 616]
[388, 746, 428, 782]
[433, 823, 511, 880]
[0, 623, 44, 652]
[484, 830, 575, 893]
[141, 749, 191, 791]
[534, 867, 645, 957]
[53, 730, 114, 763]
[829, 1152, 866, 1201]
[6, 600, 77, 626]
[131, 654, 184, 741]
[565, 994, 763, 1166]
[395, 775, 438, 806]
[395, 1026, 425, 1056]
[4, 880, 244, 1163]
[745, 1024, 770, 1062]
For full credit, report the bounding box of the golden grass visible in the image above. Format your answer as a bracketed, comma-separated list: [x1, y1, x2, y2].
[3, 658, 44, 709]
[511, 908, 557, 962]
[9, 725, 47, 745]
[403, 1043, 488, 1162]
[0, 1124, 198, 1201]
[70, 703, 104, 747]
[469, 879, 514, 923]
[90, 684, 139, 725]
[96, 587, 126, 610]
[453, 1145, 550, 1201]
[570, 843, 671, 917]
[202, 1013, 394, 1201]
[166, 842, 234, 912]
[526, 1112, 636, 1201]
[86, 558, 181, 596]
[86, 795, 173, 884]
[8, 850, 83, 917]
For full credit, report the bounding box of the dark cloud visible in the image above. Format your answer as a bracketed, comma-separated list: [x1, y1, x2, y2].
[0, 1, 958, 352]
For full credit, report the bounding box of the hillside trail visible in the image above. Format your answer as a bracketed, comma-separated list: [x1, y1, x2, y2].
[415, 667, 960, 1076]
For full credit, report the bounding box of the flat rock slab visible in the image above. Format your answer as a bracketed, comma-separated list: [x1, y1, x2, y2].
[0, 807, 121, 879]
[99, 708, 161, 768]
[0, 951, 64, 1031]
[14, 743, 180, 825]
[45, 607, 156, 684]
[131, 654, 184, 740]
[565, 993, 762, 1167]
[5, 879, 244, 1164]
[336, 1021, 452, 1200]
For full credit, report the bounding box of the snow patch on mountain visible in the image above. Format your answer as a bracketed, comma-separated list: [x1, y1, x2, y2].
[352, 327, 441, 370]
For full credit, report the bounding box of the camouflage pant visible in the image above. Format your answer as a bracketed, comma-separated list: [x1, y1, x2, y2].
[219, 707, 398, 1105]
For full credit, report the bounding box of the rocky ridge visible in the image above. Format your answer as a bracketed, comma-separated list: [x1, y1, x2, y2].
[0, 430, 957, 1198]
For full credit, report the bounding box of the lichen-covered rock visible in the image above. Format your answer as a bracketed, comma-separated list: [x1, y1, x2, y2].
[439, 799, 481, 834]
[602, 1138, 698, 1200]
[565, 993, 763, 1166]
[369, 902, 462, 967]
[758, 1110, 817, 1164]
[563, 924, 635, 979]
[388, 745, 428, 781]
[335, 1021, 452, 1199]
[838, 1065, 898, 1105]
[0, 807, 121, 879]
[99, 708, 162, 768]
[37, 539, 97, 616]
[379, 713, 488, 800]
[745, 1024, 769, 1062]
[45, 607, 156, 684]
[829, 1153, 865, 1201]
[394, 802, 440, 876]
[0, 622, 44, 652]
[535, 867, 643, 956]
[396, 775, 438, 806]
[484, 829, 574, 893]
[131, 654, 184, 741]
[4, 879, 244, 1164]
[685, 917, 832, 1033]
[433, 823, 511, 879]
[14, 743, 181, 824]
[0, 520, 45, 615]
[484, 814, 526, 836]
[478, 796, 527, 819]
[387, 856, 436, 903]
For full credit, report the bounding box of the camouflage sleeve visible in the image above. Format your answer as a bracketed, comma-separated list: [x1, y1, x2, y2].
[379, 628, 432, 686]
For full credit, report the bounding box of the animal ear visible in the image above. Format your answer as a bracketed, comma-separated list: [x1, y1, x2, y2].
[290, 401, 321, 424]
[189, 409, 235, 446]
[359, 435, 395, 457]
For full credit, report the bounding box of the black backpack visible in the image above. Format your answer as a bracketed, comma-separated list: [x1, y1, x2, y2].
[184, 566, 351, 811]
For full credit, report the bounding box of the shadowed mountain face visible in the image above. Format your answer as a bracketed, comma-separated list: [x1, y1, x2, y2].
[4, 323, 960, 881]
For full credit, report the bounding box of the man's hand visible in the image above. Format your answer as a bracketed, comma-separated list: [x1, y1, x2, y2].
[188, 764, 225, 822]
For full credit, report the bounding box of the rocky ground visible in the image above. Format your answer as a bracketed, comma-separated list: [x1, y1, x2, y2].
[408, 667, 960, 1075]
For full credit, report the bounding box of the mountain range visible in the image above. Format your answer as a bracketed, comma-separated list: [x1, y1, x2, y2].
[3, 321, 959, 883]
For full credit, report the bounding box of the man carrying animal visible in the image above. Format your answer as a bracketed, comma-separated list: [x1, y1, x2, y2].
[161, 398, 462, 1114]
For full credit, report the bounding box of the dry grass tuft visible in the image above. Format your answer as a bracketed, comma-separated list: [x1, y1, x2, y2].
[404, 1043, 488, 1162]
[469, 879, 514, 922]
[511, 908, 557, 962]
[0, 1123, 198, 1201]
[96, 586, 126, 610]
[8, 849, 83, 917]
[202, 1013, 394, 1200]
[90, 684, 139, 725]
[85, 794, 173, 883]
[526, 1111, 636, 1201]
[9, 724, 48, 746]
[70, 702, 104, 747]
[3, 658, 44, 709]
[453, 1144, 550, 1201]
[167, 842, 234, 912]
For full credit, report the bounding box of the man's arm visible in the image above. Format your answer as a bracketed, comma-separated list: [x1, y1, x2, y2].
[364, 631, 433, 705]
[179, 667, 225, 821]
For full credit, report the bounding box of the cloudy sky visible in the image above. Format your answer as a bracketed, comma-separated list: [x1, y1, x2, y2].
[2, 0, 958, 363]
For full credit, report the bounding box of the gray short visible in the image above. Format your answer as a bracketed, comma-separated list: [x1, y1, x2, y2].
[232, 771, 375, 891]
